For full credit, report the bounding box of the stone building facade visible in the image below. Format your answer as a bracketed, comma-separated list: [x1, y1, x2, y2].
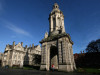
[40, 3, 76, 72]
[2, 42, 41, 67]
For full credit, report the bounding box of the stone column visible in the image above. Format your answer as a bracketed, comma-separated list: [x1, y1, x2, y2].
[41, 45, 45, 64]
[50, 16, 53, 32]
[40, 43, 48, 70]
[47, 45, 50, 71]
[69, 46, 71, 64]
[7, 51, 10, 65]
[56, 15, 59, 30]
[70, 46, 76, 70]
[58, 42, 62, 64]
[58, 38, 72, 72]
[62, 40, 66, 64]
[66, 43, 76, 72]
[66, 43, 71, 64]
[43, 45, 46, 64]
[55, 15, 57, 30]
[61, 16, 65, 33]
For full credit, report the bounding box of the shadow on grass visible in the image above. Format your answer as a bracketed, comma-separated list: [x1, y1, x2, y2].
[23, 65, 40, 70]
[76, 68, 100, 74]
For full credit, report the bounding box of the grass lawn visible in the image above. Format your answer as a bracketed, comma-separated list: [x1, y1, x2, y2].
[11, 66, 36, 70]
[23, 66, 35, 70]
[10, 66, 100, 74]
[77, 68, 100, 74]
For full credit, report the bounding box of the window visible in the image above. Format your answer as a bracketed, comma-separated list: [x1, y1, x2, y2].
[14, 55, 17, 59]
[56, 6, 57, 8]
[53, 18, 56, 30]
[58, 17, 61, 26]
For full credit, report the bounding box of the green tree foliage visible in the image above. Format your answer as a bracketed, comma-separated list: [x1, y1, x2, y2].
[75, 39, 100, 68]
[86, 39, 100, 53]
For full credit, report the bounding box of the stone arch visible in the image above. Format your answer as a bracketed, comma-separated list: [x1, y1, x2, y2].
[49, 45, 58, 70]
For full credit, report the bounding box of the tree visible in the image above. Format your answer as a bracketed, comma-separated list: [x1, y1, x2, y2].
[86, 39, 100, 53]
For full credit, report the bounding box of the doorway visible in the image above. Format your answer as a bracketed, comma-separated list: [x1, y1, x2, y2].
[50, 46, 58, 70]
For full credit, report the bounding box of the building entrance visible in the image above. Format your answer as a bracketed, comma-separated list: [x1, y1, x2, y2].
[50, 46, 58, 70]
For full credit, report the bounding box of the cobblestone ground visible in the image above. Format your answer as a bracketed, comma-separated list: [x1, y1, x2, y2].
[0, 68, 99, 75]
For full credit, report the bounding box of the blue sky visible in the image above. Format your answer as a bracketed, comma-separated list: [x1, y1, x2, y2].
[0, 0, 100, 53]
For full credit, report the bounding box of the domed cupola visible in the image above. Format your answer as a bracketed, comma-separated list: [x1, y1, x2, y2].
[49, 3, 65, 35]
[53, 3, 59, 9]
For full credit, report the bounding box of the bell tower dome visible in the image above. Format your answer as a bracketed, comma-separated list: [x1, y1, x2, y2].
[49, 3, 65, 35]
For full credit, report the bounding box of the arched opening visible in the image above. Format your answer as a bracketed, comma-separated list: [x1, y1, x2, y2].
[50, 46, 58, 70]
[53, 18, 56, 30]
[56, 6, 58, 8]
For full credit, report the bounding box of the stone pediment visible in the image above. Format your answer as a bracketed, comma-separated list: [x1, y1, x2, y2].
[15, 43, 22, 49]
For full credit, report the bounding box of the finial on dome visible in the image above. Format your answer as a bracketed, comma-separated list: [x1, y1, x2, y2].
[53, 3, 59, 9]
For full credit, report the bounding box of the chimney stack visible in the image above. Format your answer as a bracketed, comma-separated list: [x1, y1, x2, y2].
[13, 41, 15, 46]
[25, 45, 27, 48]
[32, 44, 34, 49]
[21, 42, 23, 47]
[30, 44, 31, 48]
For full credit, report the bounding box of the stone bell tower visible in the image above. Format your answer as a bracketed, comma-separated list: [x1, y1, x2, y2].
[49, 3, 65, 35]
[40, 3, 76, 72]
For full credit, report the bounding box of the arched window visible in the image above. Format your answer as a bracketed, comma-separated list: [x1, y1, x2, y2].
[58, 17, 61, 27]
[56, 6, 57, 8]
[53, 18, 56, 30]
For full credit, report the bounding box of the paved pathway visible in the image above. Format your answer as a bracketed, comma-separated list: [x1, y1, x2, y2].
[0, 69, 99, 75]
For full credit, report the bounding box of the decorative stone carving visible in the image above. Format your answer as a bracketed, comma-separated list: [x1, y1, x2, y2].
[45, 32, 48, 38]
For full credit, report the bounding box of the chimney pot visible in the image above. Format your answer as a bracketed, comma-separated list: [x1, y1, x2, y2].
[21, 42, 23, 46]
[13, 41, 15, 46]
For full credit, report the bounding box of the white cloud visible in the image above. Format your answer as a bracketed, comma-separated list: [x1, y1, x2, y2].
[6, 23, 32, 37]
